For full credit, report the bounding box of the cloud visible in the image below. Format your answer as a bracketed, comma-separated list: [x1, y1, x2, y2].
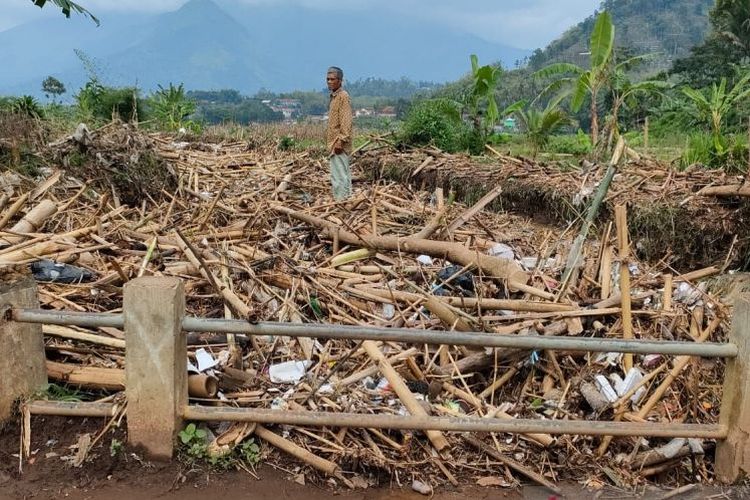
[1, 0, 601, 48]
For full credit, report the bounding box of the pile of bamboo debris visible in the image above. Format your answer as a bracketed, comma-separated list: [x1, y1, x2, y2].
[0, 123, 736, 491]
[362, 145, 750, 269]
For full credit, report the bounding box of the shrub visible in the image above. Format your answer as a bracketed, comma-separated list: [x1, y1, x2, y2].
[680, 132, 748, 173]
[399, 99, 472, 153]
[75, 78, 144, 123]
[546, 130, 592, 155]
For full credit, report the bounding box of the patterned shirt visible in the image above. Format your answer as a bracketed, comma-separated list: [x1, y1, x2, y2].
[327, 88, 353, 155]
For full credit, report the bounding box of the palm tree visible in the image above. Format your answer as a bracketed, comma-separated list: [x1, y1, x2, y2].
[534, 11, 615, 145]
[514, 98, 570, 156]
[682, 71, 750, 152]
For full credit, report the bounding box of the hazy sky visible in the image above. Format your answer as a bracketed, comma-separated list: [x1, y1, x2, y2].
[4, 0, 602, 48]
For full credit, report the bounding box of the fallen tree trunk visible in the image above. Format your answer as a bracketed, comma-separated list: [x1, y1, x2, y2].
[273, 206, 529, 286]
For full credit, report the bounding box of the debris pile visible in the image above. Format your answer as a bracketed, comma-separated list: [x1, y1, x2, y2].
[0, 123, 737, 491]
[361, 147, 750, 269]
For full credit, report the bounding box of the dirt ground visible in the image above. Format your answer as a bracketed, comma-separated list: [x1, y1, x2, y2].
[0, 416, 744, 500]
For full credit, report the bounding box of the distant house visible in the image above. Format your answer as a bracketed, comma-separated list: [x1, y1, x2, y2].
[355, 108, 375, 117]
[376, 106, 397, 118]
[269, 98, 301, 120]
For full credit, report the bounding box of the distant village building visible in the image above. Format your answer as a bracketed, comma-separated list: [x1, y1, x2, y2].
[269, 98, 301, 120]
[355, 108, 375, 117]
[376, 106, 397, 118]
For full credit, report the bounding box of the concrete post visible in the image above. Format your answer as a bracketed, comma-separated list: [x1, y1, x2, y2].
[0, 277, 47, 423]
[124, 277, 186, 460]
[716, 294, 750, 483]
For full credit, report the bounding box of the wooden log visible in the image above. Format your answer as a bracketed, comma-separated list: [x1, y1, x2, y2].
[273, 206, 529, 286]
[443, 184, 503, 234]
[362, 340, 449, 452]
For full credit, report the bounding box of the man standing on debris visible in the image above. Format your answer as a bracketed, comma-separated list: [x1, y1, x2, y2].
[326, 66, 353, 201]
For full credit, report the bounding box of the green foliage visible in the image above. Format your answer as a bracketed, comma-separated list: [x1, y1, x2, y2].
[30, 0, 99, 25]
[514, 98, 571, 155]
[11, 95, 44, 119]
[467, 54, 502, 135]
[196, 99, 282, 125]
[34, 383, 82, 402]
[277, 135, 295, 151]
[672, 0, 750, 87]
[109, 438, 123, 457]
[75, 78, 143, 123]
[681, 71, 750, 151]
[399, 99, 472, 153]
[547, 130, 593, 155]
[149, 83, 198, 132]
[238, 438, 261, 465]
[530, 0, 712, 72]
[41, 76, 66, 103]
[535, 12, 615, 145]
[681, 132, 748, 172]
[178, 423, 262, 470]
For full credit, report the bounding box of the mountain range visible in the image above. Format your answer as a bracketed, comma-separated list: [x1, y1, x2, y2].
[0, 0, 531, 97]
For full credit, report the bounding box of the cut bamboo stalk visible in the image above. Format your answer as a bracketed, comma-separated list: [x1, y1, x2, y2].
[662, 274, 673, 311]
[362, 340, 449, 452]
[46, 361, 125, 391]
[254, 424, 340, 476]
[0, 192, 29, 230]
[336, 347, 419, 387]
[615, 204, 633, 371]
[273, 206, 529, 286]
[443, 184, 503, 235]
[188, 374, 219, 398]
[43, 324, 125, 349]
[2, 199, 57, 245]
[600, 245, 613, 300]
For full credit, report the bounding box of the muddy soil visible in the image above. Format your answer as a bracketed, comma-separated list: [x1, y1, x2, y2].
[0, 416, 744, 500]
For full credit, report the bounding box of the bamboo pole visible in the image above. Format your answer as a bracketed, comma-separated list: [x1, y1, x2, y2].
[615, 204, 633, 371]
[272, 205, 529, 286]
[362, 340, 449, 451]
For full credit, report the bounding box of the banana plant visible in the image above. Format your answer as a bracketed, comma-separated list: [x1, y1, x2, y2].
[467, 54, 501, 136]
[534, 11, 615, 145]
[682, 71, 750, 152]
[30, 0, 99, 25]
[606, 64, 670, 143]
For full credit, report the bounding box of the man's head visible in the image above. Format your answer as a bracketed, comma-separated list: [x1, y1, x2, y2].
[327, 66, 343, 92]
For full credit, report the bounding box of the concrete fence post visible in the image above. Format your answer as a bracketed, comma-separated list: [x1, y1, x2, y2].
[0, 277, 47, 423]
[716, 294, 750, 483]
[124, 276, 186, 460]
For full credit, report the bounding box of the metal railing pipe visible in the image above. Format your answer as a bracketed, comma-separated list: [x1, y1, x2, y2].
[12, 308, 737, 358]
[184, 406, 728, 439]
[182, 317, 737, 358]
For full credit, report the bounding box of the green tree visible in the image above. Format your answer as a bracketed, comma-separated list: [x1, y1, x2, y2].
[672, 0, 750, 86]
[534, 11, 615, 145]
[30, 0, 98, 25]
[681, 71, 750, 152]
[41, 76, 66, 103]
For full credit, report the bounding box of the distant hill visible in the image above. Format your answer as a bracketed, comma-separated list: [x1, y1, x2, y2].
[0, 0, 531, 97]
[528, 0, 714, 71]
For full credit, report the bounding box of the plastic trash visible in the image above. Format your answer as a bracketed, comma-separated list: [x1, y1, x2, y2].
[381, 303, 396, 320]
[195, 348, 219, 372]
[434, 264, 474, 296]
[269, 360, 312, 383]
[30, 260, 94, 284]
[416, 254, 433, 266]
[594, 375, 618, 403]
[488, 243, 515, 260]
[411, 479, 432, 495]
[609, 368, 646, 404]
